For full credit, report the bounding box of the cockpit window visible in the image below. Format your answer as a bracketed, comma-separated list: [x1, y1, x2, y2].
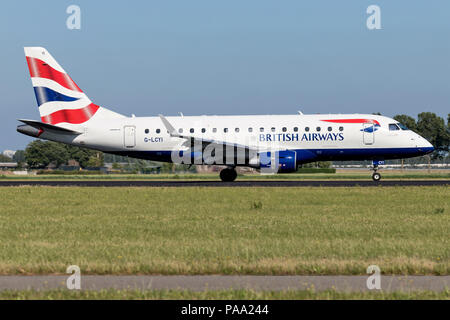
[389, 123, 400, 131]
[397, 123, 409, 130]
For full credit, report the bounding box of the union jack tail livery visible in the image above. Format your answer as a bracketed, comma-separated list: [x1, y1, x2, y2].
[24, 47, 123, 126]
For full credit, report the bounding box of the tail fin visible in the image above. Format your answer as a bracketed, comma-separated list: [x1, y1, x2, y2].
[24, 47, 124, 125]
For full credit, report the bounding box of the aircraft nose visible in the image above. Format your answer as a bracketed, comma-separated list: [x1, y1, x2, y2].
[418, 137, 434, 154]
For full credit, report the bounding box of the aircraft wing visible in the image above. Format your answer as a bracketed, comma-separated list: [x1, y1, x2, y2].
[158, 114, 278, 153]
[159, 114, 286, 166]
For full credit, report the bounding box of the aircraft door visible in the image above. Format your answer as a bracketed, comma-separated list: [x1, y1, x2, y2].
[123, 126, 136, 148]
[363, 123, 374, 145]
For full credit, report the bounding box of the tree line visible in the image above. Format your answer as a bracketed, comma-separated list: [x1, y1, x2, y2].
[23, 140, 104, 169]
[392, 112, 449, 158]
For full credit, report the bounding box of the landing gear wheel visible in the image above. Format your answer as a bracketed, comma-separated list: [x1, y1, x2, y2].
[220, 168, 237, 182]
[372, 172, 381, 181]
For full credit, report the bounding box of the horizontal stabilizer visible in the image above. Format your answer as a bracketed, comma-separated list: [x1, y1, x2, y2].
[18, 119, 82, 134]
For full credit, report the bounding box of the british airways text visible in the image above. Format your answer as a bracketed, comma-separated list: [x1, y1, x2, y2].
[259, 133, 343, 142]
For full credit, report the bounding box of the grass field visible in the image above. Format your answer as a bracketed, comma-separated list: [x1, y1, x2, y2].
[0, 186, 448, 276]
[1, 171, 450, 180]
[1, 289, 448, 300]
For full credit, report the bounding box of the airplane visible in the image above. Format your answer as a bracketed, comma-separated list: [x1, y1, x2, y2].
[17, 47, 434, 182]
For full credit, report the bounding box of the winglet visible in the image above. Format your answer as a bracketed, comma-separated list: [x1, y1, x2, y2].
[158, 114, 180, 137]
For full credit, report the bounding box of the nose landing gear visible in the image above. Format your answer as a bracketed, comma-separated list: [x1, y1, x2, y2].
[371, 160, 384, 181]
[220, 167, 237, 182]
[372, 170, 381, 181]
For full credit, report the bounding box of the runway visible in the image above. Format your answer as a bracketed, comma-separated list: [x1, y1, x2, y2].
[0, 180, 448, 187]
[0, 275, 448, 292]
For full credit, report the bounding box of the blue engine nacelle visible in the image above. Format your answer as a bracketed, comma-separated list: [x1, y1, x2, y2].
[259, 150, 297, 173]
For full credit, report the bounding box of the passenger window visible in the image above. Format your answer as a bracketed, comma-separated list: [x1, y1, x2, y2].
[293, 127, 298, 132]
[201, 128, 206, 133]
[316, 127, 321, 132]
[248, 128, 253, 132]
[212, 128, 217, 133]
[305, 127, 310, 132]
[260, 127, 264, 132]
[178, 128, 183, 133]
[224, 128, 228, 133]
[235, 128, 239, 133]
[190, 128, 194, 133]
[145, 129, 149, 134]
[271, 127, 276, 132]
[282, 127, 287, 132]
[327, 127, 332, 132]
[389, 124, 400, 131]
[156, 129, 160, 134]
[339, 126, 344, 131]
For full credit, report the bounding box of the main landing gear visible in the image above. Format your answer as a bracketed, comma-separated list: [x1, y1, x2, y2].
[220, 167, 237, 182]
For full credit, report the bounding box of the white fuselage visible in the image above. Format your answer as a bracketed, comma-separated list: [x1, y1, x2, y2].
[36, 113, 434, 167]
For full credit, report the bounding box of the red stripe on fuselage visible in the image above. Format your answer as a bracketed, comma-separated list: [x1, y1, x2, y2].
[321, 119, 380, 125]
[26, 56, 82, 92]
[41, 103, 100, 125]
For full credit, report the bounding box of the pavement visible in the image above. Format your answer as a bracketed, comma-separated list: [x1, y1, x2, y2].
[0, 180, 448, 187]
[0, 275, 448, 292]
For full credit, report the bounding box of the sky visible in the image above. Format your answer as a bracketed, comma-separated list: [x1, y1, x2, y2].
[0, 0, 449, 151]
